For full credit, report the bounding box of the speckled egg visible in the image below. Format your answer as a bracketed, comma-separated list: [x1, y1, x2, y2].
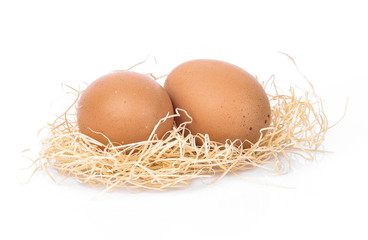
[77, 71, 174, 146]
[164, 59, 271, 146]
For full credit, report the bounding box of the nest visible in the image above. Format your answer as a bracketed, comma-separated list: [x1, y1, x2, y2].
[29, 74, 328, 192]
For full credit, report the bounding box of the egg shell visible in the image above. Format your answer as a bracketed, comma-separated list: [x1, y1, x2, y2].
[77, 71, 174, 145]
[164, 59, 271, 146]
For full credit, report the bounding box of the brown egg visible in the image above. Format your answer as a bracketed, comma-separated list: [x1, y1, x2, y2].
[164, 59, 271, 146]
[77, 71, 174, 146]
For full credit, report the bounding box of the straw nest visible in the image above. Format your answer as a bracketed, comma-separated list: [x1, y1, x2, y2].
[29, 74, 329, 192]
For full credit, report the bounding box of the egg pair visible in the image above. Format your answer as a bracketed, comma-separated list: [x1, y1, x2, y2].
[77, 59, 271, 147]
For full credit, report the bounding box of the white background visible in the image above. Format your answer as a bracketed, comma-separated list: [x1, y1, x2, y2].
[1, 0, 367, 239]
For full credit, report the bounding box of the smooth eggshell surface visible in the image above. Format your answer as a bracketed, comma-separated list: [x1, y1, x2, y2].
[164, 59, 271, 146]
[77, 71, 174, 145]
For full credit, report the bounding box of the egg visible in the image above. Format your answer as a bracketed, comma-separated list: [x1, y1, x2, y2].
[164, 59, 271, 146]
[77, 71, 174, 146]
